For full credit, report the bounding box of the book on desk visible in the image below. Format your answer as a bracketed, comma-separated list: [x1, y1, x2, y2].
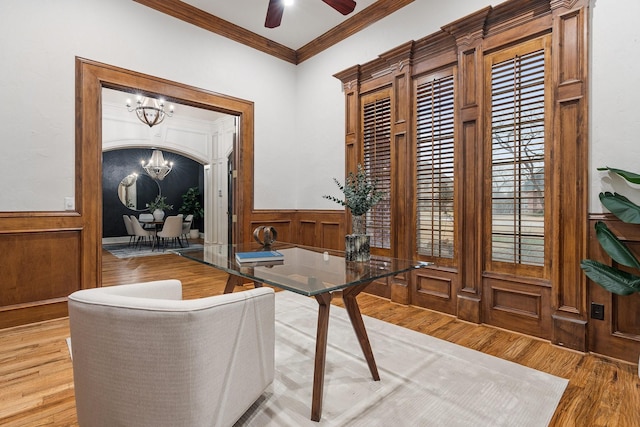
[235, 250, 284, 265]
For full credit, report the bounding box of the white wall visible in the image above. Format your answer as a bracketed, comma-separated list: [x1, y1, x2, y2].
[295, 0, 501, 210]
[589, 0, 640, 211]
[1, 0, 636, 214]
[0, 0, 298, 211]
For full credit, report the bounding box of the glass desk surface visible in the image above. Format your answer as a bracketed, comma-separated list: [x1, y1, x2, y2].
[173, 242, 430, 296]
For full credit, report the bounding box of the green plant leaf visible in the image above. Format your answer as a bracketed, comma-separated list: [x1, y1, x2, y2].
[594, 221, 640, 269]
[598, 166, 640, 184]
[599, 192, 640, 224]
[580, 259, 640, 296]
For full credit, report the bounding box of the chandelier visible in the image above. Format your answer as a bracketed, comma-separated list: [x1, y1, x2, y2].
[141, 150, 173, 180]
[126, 96, 174, 127]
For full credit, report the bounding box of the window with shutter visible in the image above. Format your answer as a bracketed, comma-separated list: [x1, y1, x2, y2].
[415, 72, 455, 260]
[362, 91, 392, 250]
[487, 38, 548, 272]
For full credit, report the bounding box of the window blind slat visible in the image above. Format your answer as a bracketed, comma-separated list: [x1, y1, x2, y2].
[363, 96, 392, 249]
[490, 49, 546, 267]
[415, 74, 455, 259]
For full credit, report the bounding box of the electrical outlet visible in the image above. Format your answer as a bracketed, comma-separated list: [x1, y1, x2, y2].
[590, 302, 605, 320]
[64, 197, 75, 211]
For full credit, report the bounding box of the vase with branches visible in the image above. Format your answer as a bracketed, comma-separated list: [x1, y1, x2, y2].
[323, 163, 385, 235]
[323, 164, 385, 261]
[146, 195, 173, 221]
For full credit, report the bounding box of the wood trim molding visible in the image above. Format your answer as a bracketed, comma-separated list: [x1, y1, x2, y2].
[76, 57, 255, 246]
[134, 0, 415, 65]
[297, 0, 415, 64]
[133, 0, 297, 64]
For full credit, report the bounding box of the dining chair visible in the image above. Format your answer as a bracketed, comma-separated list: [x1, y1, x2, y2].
[122, 215, 135, 246]
[157, 215, 183, 251]
[130, 215, 156, 249]
[181, 214, 194, 246]
[139, 213, 155, 231]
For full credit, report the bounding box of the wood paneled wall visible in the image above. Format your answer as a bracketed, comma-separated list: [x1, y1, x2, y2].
[334, 0, 599, 357]
[246, 210, 346, 250]
[587, 215, 640, 363]
[0, 226, 85, 329]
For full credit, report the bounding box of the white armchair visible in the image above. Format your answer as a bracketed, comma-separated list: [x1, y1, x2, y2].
[68, 280, 275, 427]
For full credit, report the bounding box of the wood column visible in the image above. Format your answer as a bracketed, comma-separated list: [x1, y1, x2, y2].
[443, 8, 491, 324]
[549, 0, 590, 351]
[382, 42, 414, 304]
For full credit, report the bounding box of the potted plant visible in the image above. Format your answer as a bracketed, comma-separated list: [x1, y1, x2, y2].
[146, 195, 173, 221]
[179, 187, 204, 238]
[323, 163, 385, 261]
[580, 166, 640, 377]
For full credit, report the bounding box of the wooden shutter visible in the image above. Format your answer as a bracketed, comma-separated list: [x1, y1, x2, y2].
[415, 72, 455, 260]
[488, 39, 548, 272]
[362, 90, 392, 250]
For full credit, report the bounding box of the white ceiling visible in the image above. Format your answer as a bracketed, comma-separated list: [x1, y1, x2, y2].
[183, 0, 378, 50]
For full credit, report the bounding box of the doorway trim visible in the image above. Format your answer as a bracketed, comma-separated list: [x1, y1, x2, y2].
[77, 57, 254, 285]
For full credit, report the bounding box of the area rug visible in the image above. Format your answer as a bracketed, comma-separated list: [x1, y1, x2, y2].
[235, 291, 568, 426]
[103, 242, 203, 259]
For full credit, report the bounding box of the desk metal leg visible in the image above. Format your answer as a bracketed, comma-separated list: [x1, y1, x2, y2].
[311, 292, 332, 422]
[342, 282, 380, 381]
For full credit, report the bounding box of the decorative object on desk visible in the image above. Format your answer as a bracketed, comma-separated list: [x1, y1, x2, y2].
[579, 167, 640, 378]
[146, 195, 173, 221]
[235, 250, 284, 264]
[323, 163, 385, 261]
[178, 187, 204, 236]
[253, 226, 278, 248]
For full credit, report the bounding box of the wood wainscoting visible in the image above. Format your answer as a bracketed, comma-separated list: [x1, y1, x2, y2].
[246, 210, 346, 250]
[587, 214, 640, 363]
[0, 215, 96, 330]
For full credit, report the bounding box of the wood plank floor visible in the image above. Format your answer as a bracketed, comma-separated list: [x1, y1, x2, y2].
[1, 247, 639, 426]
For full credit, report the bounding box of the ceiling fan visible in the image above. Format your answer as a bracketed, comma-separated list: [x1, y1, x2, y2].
[265, 0, 357, 28]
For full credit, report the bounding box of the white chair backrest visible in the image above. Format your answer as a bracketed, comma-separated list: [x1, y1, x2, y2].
[159, 216, 183, 238]
[130, 216, 150, 236]
[139, 213, 153, 222]
[123, 215, 133, 235]
[181, 214, 194, 234]
[68, 281, 275, 427]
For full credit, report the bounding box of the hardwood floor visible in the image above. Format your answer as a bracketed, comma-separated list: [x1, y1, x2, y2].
[1, 247, 639, 426]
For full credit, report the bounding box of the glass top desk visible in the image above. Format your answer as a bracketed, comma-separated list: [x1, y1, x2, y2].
[174, 242, 429, 422]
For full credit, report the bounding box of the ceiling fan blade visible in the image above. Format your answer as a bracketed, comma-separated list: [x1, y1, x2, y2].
[265, 0, 285, 28]
[322, 0, 357, 15]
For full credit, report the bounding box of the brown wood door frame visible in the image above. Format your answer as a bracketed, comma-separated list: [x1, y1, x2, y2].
[77, 57, 254, 288]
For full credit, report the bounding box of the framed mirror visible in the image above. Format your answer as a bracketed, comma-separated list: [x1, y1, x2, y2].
[117, 173, 160, 211]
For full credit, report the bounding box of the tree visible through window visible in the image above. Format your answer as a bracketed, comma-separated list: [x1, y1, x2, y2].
[489, 47, 546, 267]
[415, 73, 455, 259]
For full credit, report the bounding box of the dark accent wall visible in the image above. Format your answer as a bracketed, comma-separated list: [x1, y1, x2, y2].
[102, 148, 204, 237]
